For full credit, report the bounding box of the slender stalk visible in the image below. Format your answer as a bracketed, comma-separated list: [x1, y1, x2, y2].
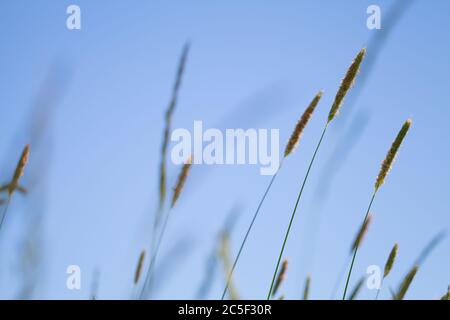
[330, 255, 351, 299]
[221, 164, 281, 300]
[375, 279, 383, 300]
[267, 124, 328, 299]
[222, 90, 323, 300]
[342, 190, 377, 300]
[0, 196, 12, 231]
[139, 208, 172, 299]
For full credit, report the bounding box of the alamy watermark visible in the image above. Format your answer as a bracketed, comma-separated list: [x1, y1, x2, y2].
[66, 265, 81, 290]
[66, 4, 81, 30]
[367, 5, 381, 30]
[171, 121, 280, 175]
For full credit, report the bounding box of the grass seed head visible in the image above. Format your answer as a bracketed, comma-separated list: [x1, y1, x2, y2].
[327, 48, 366, 123]
[351, 213, 372, 252]
[134, 250, 146, 284]
[171, 155, 193, 208]
[303, 274, 311, 300]
[375, 119, 412, 190]
[272, 259, 289, 297]
[8, 144, 30, 196]
[384, 243, 398, 278]
[395, 265, 418, 300]
[284, 91, 323, 157]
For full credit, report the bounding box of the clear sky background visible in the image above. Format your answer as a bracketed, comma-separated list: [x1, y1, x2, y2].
[0, 0, 449, 299]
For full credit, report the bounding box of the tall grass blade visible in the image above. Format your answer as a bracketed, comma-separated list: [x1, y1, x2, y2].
[158, 42, 190, 211]
[343, 119, 411, 300]
[221, 91, 322, 300]
[268, 48, 366, 300]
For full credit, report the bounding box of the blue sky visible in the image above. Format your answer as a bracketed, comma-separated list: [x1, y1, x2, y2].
[0, 0, 449, 299]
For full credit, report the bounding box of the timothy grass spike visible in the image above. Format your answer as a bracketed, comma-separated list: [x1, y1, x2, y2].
[303, 274, 311, 300]
[171, 156, 193, 208]
[394, 265, 418, 300]
[221, 89, 324, 299]
[284, 91, 323, 157]
[384, 243, 398, 278]
[159, 42, 190, 209]
[272, 259, 288, 297]
[8, 144, 30, 196]
[375, 119, 412, 190]
[351, 213, 372, 252]
[343, 119, 412, 300]
[376, 243, 399, 299]
[327, 48, 366, 123]
[134, 250, 146, 284]
[139, 156, 191, 298]
[266, 53, 367, 297]
[0, 144, 30, 231]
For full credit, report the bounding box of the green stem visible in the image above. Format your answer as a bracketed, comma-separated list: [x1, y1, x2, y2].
[221, 165, 282, 300]
[330, 254, 351, 299]
[139, 208, 172, 299]
[375, 277, 384, 300]
[342, 190, 377, 300]
[267, 124, 328, 300]
[0, 196, 12, 231]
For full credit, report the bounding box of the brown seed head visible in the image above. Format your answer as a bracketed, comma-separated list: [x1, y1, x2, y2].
[8, 144, 30, 196]
[134, 250, 146, 284]
[171, 155, 193, 208]
[159, 42, 190, 209]
[284, 91, 323, 157]
[272, 259, 288, 297]
[395, 265, 418, 300]
[303, 274, 311, 300]
[384, 243, 398, 278]
[328, 48, 366, 123]
[351, 214, 372, 252]
[375, 119, 412, 190]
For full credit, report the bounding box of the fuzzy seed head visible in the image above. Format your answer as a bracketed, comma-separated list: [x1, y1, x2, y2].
[328, 48, 366, 123]
[303, 274, 311, 300]
[351, 214, 372, 253]
[159, 42, 190, 209]
[375, 119, 412, 190]
[9, 144, 30, 196]
[384, 243, 398, 278]
[171, 155, 193, 208]
[272, 259, 288, 297]
[284, 91, 323, 157]
[134, 250, 146, 284]
[395, 265, 418, 300]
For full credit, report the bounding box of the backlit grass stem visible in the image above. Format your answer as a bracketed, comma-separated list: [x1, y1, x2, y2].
[267, 48, 365, 300]
[221, 91, 322, 300]
[341, 191, 375, 300]
[267, 123, 329, 299]
[342, 119, 411, 300]
[140, 158, 192, 299]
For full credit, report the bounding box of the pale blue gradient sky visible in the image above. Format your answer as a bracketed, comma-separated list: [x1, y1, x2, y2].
[0, 0, 449, 299]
